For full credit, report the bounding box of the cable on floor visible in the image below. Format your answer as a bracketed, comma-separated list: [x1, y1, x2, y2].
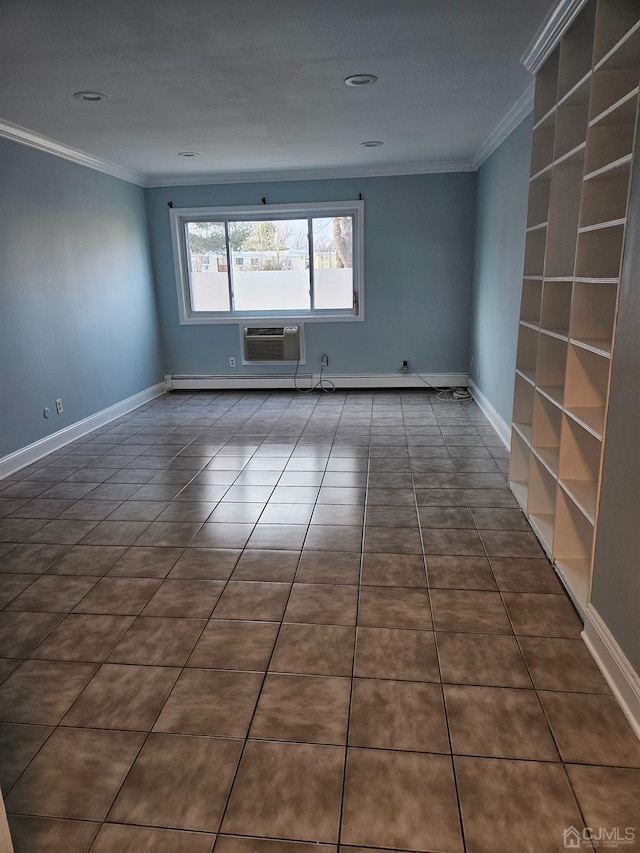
[293, 360, 336, 394]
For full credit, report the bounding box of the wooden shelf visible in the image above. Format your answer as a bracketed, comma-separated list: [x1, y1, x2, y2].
[513, 0, 638, 614]
[532, 390, 562, 476]
[593, 0, 640, 65]
[527, 176, 552, 228]
[569, 280, 619, 352]
[536, 333, 568, 407]
[580, 159, 631, 225]
[564, 405, 606, 439]
[560, 479, 598, 522]
[528, 454, 558, 555]
[555, 103, 590, 160]
[516, 324, 539, 377]
[584, 124, 635, 176]
[558, 0, 596, 100]
[520, 279, 543, 325]
[537, 384, 565, 408]
[531, 122, 557, 177]
[540, 280, 573, 337]
[590, 69, 640, 121]
[534, 46, 560, 123]
[595, 14, 640, 70]
[545, 159, 584, 277]
[509, 430, 531, 510]
[558, 414, 602, 523]
[535, 446, 560, 476]
[554, 488, 595, 609]
[575, 222, 625, 278]
[524, 228, 547, 277]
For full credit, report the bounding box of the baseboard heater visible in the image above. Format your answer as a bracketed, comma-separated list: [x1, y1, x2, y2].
[166, 373, 469, 391]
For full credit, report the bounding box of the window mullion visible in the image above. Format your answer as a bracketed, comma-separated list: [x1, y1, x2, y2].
[224, 221, 235, 313]
[308, 219, 315, 312]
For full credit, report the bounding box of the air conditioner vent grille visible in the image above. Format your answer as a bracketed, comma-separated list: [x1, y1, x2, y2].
[242, 325, 301, 362]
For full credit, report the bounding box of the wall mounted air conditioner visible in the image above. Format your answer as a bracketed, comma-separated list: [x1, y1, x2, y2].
[241, 325, 303, 363]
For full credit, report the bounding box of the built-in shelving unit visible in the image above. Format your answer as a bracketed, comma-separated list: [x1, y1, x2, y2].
[509, 0, 640, 615]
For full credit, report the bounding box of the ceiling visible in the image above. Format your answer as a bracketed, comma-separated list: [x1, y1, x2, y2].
[0, 0, 555, 184]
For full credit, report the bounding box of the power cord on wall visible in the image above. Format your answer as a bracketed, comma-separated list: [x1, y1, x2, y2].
[293, 360, 336, 394]
[292, 361, 470, 400]
[413, 372, 474, 402]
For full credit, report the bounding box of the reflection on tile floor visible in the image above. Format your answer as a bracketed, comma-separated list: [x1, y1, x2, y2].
[0, 389, 639, 853]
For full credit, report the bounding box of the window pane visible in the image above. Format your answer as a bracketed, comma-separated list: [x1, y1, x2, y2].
[186, 221, 230, 311]
[230, 220, 310, 312]
[312, 216, 354, 310]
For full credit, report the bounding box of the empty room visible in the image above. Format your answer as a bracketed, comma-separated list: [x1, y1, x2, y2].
[0, 0, 639, 851]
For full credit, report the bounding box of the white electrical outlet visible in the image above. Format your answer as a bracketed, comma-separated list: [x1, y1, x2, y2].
[229, 357, 236, 368]
[321, 354, 329, 367]
[55, 398, 63, 414]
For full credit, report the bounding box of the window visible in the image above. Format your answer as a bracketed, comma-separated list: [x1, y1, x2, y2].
[170, 201, 364, 324]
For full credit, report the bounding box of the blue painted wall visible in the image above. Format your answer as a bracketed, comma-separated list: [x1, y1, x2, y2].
[146, 173, 476, 377]
[470, 114, 533, 425]
[0, 138, 163, 458]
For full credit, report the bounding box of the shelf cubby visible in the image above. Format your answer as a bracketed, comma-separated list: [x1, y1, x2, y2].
[532, 389, 562, 475]
[512, 0, 640, 616]
[523, 228, 548, 277]
[590, 69, 640, 122]
[534, 46, 560, 123]
[516, 324, 539, 382]
[558, 414, 602, 522]
[520, 279, 543, 325]
[569, 280, 619, 355]
[563, 343, 611, 438]
[558, 0, 597, 100]
[536, 333, 568, 407]
[554, 488, 594, 610]
[584, 123, 636, 176]
[531, 120, 556, 176]
[513, 374, 535, 443]
[593, 0, 640, 66]
[545, 160, 584, 277]
[555, 103, 591, 160]
[580, 159, 631, 225]
[540, 280, 573, 336]
[528, 454, 557, 555]
[509, 430, 531, 510]
[527, 176, 552, 228]
[575, 222, 625, 279]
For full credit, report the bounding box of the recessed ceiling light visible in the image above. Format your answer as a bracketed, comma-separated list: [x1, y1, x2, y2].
[73, 91, 105, 102]
[177, 151, 199, 157]
[361, 140, 384, 148]
[344, 74, 378, 87]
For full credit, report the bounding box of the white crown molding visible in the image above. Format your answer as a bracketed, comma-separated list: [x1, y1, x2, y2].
[0, 117, 144, 186]
[522, 0, 590, 73]
[143, 160, 475, 188]
[472, 84, 535, 169]
[0, 382, 165, 480]
[583, 604, 640, 740]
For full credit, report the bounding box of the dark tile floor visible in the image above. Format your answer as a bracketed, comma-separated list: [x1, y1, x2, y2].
[0, 389, 639, 853]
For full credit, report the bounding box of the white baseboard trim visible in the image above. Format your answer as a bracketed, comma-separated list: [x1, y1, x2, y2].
[167, 373, 469, 391]
[0, 382, 166, 480]
[468, 381, 511, 448]
[583, 603, 640, 740]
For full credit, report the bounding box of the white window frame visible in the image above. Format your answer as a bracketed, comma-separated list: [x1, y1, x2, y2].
[170, 200, 364, 325]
